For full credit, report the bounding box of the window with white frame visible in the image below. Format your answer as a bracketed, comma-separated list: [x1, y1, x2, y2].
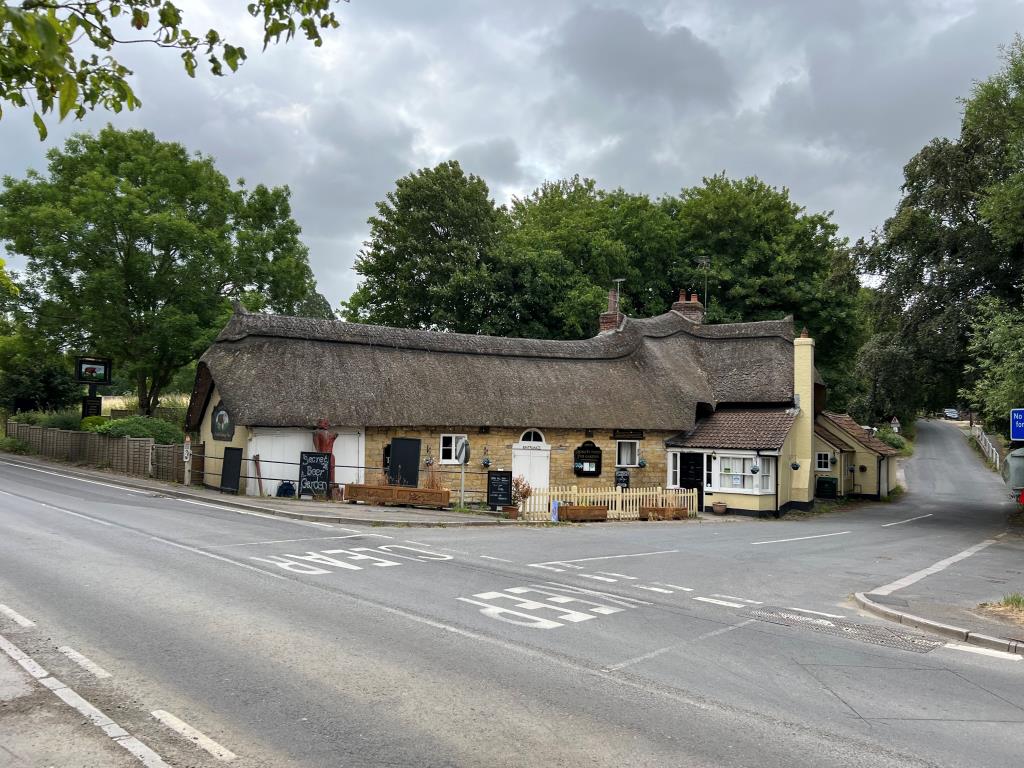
[668, 452, 680, 486]
[717, 455, 774, 493]
[616, 440, 639, 467]
[520, 429, 545, 443]
[816, 452, 831, 471]
[440, 434, 467, 464]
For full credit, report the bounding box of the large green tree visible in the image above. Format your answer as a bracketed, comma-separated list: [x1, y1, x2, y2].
[1, 1, 343, 139]
[961, 298, 1024, 436]
[859, 36, 1024, 419]
[0, 125, 328, 414]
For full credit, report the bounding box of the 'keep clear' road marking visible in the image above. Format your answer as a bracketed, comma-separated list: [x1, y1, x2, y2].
[0, 604, 35, 627]
[458, 583, 650, 629]
[881, 513, 933, 527]
[250, 543, 452, 575]
[152, 710, 237, 762]
[750, 531, 850, 545]
[527, 550, 679, 572]
[58, 646, 112, 679]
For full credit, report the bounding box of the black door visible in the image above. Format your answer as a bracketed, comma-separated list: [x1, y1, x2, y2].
[678, 453, 704, 510]
[388, 437, 421, 487]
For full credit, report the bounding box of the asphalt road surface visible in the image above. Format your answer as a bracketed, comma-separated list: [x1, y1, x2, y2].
[1, 419, 1020, 767]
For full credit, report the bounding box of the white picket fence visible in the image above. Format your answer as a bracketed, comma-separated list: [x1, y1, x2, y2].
[521, 485, 699, 522]
[971, 425, 1002, 471]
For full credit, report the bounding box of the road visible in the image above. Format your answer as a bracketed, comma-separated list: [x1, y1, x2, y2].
[0, 419, 1021, 767]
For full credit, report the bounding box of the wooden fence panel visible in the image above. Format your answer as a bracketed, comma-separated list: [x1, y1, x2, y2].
[522, 485, 699, 522]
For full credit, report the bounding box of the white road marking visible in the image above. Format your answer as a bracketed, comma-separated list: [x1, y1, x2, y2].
[58, 646, 112, 679]
[605, 619, 755, 671]
[784, 607, 845, 619]
[0, 604, 35, 627]
[306, 521, 333, 527]
[943, 643, 1021, 661]
[656, 583, 694, 591]
[404, 540, 433, 547]
[634, 585, 673, 593]
[0, 632, 170, 767]
[881, 513, 933, 527]
[529, 550, 678, 570]
[580, 574, 618, 582]
[693, 597, 745, 608]
[479, 555, 514, 562]
[176, 499, 335, 529]
[598, 572, 637, 579]
[213, 534, 388, 548]
[751, 531, 850, 545]
[0, 489, 114, 526]
[712, 594, 763, 605]
[152, 709, 238, 761]
[0, 459, 149, 494]
[872, 537, 1001, 595]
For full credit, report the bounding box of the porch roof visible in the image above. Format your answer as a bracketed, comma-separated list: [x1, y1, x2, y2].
[665, 407, 797, 451]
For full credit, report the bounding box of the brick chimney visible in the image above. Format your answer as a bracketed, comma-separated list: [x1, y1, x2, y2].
[672, 291, 705, 324]
[599, 286, 624, 333]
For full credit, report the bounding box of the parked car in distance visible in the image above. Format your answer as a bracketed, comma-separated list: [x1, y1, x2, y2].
[943, 408, 960, 420]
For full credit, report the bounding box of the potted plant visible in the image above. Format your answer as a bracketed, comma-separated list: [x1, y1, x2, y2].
[711, 500, 727, 515]
[509, 475, 531, 518]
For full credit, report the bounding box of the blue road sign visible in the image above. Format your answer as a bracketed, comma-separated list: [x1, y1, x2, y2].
[1011, 409, 1024, 441]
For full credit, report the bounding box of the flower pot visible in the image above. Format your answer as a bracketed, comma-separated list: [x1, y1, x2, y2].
[501, 505, 520, 519]
[711, 501, 728, 515]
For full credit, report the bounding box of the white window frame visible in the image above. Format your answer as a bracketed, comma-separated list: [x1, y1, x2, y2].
[668, 451, 680, 487]
[520, 429, 546, 444]
[440, 433, 467, 465]
[711, 452, 776, 495]
[616, 439, 640, 467]
[816, 452, 831, 471]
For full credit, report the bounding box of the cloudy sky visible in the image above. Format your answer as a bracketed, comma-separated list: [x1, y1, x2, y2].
[2, 0, 1021, 308]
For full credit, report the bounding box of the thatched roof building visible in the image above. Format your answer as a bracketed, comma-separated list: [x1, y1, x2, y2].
[186, 301, 806, 433]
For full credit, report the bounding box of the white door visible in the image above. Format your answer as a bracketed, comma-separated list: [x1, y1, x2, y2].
[512, 430, 550, 490]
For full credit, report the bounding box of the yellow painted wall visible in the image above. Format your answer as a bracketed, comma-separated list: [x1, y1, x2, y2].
[364, 426, 676, 498]
[199, 385, 250, 492]
[816, 420, 882, 497]
[709, 491, 777, 513]
[813, 434, 848, 494]
[791, 335, 815, 504]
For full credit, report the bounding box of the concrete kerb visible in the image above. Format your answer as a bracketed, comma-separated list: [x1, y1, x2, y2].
[854, 591, 1021, 655]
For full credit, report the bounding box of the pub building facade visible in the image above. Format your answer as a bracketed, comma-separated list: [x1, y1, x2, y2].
[186, 290, 898, 514]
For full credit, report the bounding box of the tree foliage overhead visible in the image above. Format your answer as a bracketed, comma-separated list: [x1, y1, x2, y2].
[0, 125, 329, 414]
[961, 298, 1024, 435]
[344, 163, 863, 403]
[857, 35, 1024, 423]
[0, 1, 344, 138]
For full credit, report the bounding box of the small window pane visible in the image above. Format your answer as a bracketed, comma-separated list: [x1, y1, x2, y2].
[617, 441, 637, 466]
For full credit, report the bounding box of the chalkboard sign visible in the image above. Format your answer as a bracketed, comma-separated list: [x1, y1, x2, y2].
[220, 447, 243, 494]
[614, 467, 630, 489]
[298, 451, 332, 498]
[487, 470, 513, 508]
[573, 440, 602, 477]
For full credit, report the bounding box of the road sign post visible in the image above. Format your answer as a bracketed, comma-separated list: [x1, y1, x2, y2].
[455, 437, 470, 508]
[1011, 409, 1024, 442]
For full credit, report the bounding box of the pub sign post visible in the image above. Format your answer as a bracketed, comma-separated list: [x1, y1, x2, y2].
[75, 356, 112, 420]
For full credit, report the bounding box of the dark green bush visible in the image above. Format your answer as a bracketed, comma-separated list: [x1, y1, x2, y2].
[39, 410, 81, 430]
[95, 416, 184, 445]
[0, 437, 30, 454]
[876, 427, 907, 451]
[11, 410, 47, 425]
[80, 415, 108, 432]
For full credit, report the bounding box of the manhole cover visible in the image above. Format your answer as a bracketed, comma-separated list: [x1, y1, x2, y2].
[749, 607, 943, 653]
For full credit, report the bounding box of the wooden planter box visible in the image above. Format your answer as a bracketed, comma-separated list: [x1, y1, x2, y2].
[557, 504, 608, 522]
[343, 484, 450, 509]
[639, 506, 690, 521]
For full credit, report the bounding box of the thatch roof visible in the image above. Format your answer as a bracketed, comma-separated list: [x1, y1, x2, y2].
[187, 308, 804, 431]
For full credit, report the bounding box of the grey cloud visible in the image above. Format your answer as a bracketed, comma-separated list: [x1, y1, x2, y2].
[451, 138, 523, 186]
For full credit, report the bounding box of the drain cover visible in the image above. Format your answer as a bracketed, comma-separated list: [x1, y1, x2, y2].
[749, 607, 943, 653]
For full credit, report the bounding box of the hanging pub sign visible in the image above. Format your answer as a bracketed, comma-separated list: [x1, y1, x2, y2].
[615, 468, 630, 489]
[75, 356, 112, 385]
[612, 429, 644, 441]
[486, 470, 513, 509]
[573, 440, 603, 477]
[210, 402, 235, 441]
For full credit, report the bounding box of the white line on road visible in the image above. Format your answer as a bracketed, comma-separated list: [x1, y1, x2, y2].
[784, 607, 845, 619]
[655, 583, 694, 591]
[598, 572, 637, 579]
[306, 521, 333, 527]
[750, 531, 850, 545]
[404, 540, 433, 547]
[0, 489, 115, 526]
[0, 459, 149, 494]
[58, 646, 112, 679]
[872, 537, 1001, 596]
[479, 555, 514, 562]
[213, 534, 388, 548]
[0, 632, 170, 767]
[693, 597, 745, 608]
[881, 514, 933, 527]
[942, 643, 1021, 661]
[712, 595, 763, 605]
[530, 550, 678, 568]
[634, 585, 673, 593]
[604, 619, 755, 671]
[152, 710, 238, 761]
[0, 604, 35, 627]
[581, 574, 618, 582]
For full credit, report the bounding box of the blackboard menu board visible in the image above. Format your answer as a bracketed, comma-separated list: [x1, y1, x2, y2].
[573, 441, 602, 477]
[615, 467, 630, 489]
[487, 470, 513, 508]
[298, 451, 332, 497]
[220, 447, 243, 494]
